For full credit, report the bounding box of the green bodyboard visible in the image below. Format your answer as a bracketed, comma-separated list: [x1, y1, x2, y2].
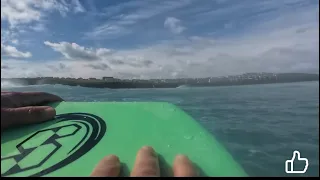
[1, 102, 247, 177]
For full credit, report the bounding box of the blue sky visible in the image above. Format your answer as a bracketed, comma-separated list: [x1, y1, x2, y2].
[1, 0, 319, 79]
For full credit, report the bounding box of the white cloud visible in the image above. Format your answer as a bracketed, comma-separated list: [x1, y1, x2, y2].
[164, 17, 186, 34]
[1, 58, 153, 79]
[11, 39, 19, 45]
[0, 0, 87, 62]
[1, 0, 41, 27]
[85, 24, 131, 40]
[30, 23, 46, 32]
[1, 44, 32, 58]
[1, 59, 75, 78]
[1, 0, 86, 48]
[72, 0, 86, 13]
[85, 0, 192, 39]
[44, 41, 113, 61]
[1, 0, 86, 27]
[1, 29, 18, 44]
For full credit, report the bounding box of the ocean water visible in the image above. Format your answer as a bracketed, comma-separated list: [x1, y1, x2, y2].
[1, 81, 319, 177]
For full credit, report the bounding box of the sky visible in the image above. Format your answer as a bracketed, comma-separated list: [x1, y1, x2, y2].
[1, 0, 319, 79]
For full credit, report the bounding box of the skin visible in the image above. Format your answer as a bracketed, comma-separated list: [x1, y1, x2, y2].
[1, 91, 63, 131]
[1, 91, 197, 177]
[91, 146, 198, 177]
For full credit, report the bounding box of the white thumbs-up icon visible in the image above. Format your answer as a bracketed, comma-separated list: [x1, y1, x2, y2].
[285, 150, 309, 174]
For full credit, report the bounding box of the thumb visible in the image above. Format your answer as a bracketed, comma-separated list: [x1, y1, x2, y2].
[1, 106, 56, 130]
[291, 151, 300, 160]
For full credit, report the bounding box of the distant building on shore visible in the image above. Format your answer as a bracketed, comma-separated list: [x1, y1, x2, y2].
[102, 76, 118, 82]
[102, 77, 113, 80]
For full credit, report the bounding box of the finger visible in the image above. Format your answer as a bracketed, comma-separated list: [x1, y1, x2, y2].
[131, 146, 160, 177]
[2, 92, 63, 108]
[1, 106, 56, 130]
[17, 92, 63, 106]
[173, 155, 197, 177]
[91, 155, 121, 177]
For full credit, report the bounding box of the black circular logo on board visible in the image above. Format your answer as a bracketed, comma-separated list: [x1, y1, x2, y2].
[1, 113, 107, 177]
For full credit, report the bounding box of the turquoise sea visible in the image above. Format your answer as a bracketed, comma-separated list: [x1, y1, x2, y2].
[1, 81, 319, 177]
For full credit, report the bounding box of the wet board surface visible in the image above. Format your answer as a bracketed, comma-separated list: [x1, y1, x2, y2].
[1, 102, 247, 177]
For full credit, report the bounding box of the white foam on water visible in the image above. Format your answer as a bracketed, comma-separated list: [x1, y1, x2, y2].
[1, 80, 25, 88]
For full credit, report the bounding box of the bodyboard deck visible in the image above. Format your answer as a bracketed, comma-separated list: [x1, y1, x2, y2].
[1, 102, 247, 177]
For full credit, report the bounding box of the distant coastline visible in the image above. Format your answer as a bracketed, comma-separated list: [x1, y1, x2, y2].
[1, 73, 319, 89]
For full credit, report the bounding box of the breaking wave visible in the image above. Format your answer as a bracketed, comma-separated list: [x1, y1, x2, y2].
[1, 80, 26, 88]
